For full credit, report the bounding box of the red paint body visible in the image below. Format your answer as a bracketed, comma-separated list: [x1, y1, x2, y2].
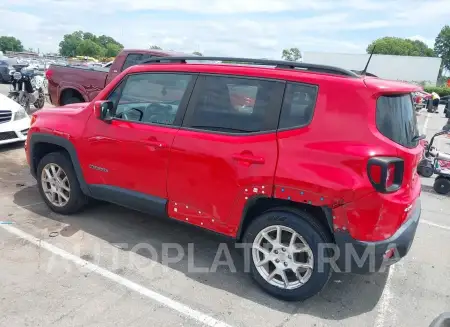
[29, 63, 423, 242]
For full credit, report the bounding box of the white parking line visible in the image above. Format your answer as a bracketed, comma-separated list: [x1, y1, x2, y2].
[0, 224, 233, 327]
[421, 219, 450, 231]
[373, 265, 397, 327]
[422, 113, 431, 135]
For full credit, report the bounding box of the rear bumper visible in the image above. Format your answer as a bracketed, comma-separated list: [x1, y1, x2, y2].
[333, 198, 421, 273]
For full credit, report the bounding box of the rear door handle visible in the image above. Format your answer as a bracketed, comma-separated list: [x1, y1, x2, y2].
[232, 153, 265, 164]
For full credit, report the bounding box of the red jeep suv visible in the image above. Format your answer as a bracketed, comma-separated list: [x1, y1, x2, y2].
[25, 57, 423, 301]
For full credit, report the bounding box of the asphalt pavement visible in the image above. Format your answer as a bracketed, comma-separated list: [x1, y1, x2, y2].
[0, 83, 449, 327]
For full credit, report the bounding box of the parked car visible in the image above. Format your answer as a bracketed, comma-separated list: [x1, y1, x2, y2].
[0, 93, 30, 145]
[26, 57, 422, 301]
[45, 49, 196, 106]
[0, 60, 11, 83]
[0, 59, 19, 83]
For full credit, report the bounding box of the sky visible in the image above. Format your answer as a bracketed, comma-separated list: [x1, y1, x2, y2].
[1, 0, 449, 59]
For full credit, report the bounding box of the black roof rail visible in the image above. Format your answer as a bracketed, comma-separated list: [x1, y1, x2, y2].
[139, 56, 359, 78]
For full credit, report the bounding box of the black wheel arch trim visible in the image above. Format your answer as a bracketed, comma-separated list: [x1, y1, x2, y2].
[235, 195, 334, 240]
[29, 132, 91, 196]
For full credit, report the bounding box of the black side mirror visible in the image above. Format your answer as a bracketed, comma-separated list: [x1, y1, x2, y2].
[93, 100, 115, 122]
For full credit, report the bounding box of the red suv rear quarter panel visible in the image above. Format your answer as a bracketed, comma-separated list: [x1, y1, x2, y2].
[275, 78, 388, 199]
[275, 76, 421, 242]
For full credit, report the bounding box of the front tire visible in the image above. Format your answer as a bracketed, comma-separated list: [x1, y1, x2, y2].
[243, 208, 333, 301]
[37, 152, 87, 214]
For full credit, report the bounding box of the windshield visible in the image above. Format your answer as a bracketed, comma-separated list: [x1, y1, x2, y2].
[376, 94, 419, 148]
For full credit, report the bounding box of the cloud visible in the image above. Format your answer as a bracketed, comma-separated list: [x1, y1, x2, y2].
[0, 0, 447, 57]
[408, 35, 435, 49]
[3, 0, 392, 14]
[0, 9, 41, 32]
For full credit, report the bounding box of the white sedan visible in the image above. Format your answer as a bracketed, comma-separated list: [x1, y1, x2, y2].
[0, 93, 30, 145]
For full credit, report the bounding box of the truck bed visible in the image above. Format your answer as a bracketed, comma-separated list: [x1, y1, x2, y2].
[48, 64, 110, 105]
[51, 63, 110, 73]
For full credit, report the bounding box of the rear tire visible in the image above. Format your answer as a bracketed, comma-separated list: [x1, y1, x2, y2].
[242, 208, 333, 301]
[37, 152, 88, 214]
[433, 177, 450, 195]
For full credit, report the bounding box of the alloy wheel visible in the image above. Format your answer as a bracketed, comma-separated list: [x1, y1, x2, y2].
[41, 163, 71, 207]
[252, 225, 314, 290]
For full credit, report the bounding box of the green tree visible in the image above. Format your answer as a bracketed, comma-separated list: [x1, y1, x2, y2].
[434, 25, 450, 72]
[97, 35, 123, 49]
[367, 37, 435, 57]
[59, 30, 84, 57]
[59, 31, 123, 58]
[193, 51, 203, 56]
[282, 48, 302, 61]
[105, 43, 122, 57]
[83, 32, 97, 42]
[0, 36, 24, 52]
[76, 39, 106, 58]
[150, 45, 162, 50]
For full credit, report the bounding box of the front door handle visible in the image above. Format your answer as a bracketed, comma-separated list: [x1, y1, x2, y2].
[232, 153, 265, 164]
[144, 137, 167, 149]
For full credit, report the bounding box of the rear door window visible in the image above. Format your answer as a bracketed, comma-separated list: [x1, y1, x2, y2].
[376, 94, 419, 148]
[183, 75, 285, 134]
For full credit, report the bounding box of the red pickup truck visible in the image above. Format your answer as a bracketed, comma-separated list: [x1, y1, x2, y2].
[45, 49, 190, 106]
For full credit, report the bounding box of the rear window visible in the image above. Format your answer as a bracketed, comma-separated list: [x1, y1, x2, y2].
[122, 53, 154, 71]
[376, 94, 419, 148]
[279, 83, 318, 129]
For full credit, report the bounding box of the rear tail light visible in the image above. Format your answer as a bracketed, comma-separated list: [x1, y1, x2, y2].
[367, 157, 404, 193]
[386, 163, 395, 188]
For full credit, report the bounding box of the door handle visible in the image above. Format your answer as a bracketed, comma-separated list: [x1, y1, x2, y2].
[232, 153, 265, 164]
[144, 138, 167, 148]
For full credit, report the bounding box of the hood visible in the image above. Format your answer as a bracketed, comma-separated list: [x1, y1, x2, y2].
[42, 102, 90, 111]
[38, 102, 91, 116]
[62, 102, 91, 109]
[0, 93, 26, 113]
